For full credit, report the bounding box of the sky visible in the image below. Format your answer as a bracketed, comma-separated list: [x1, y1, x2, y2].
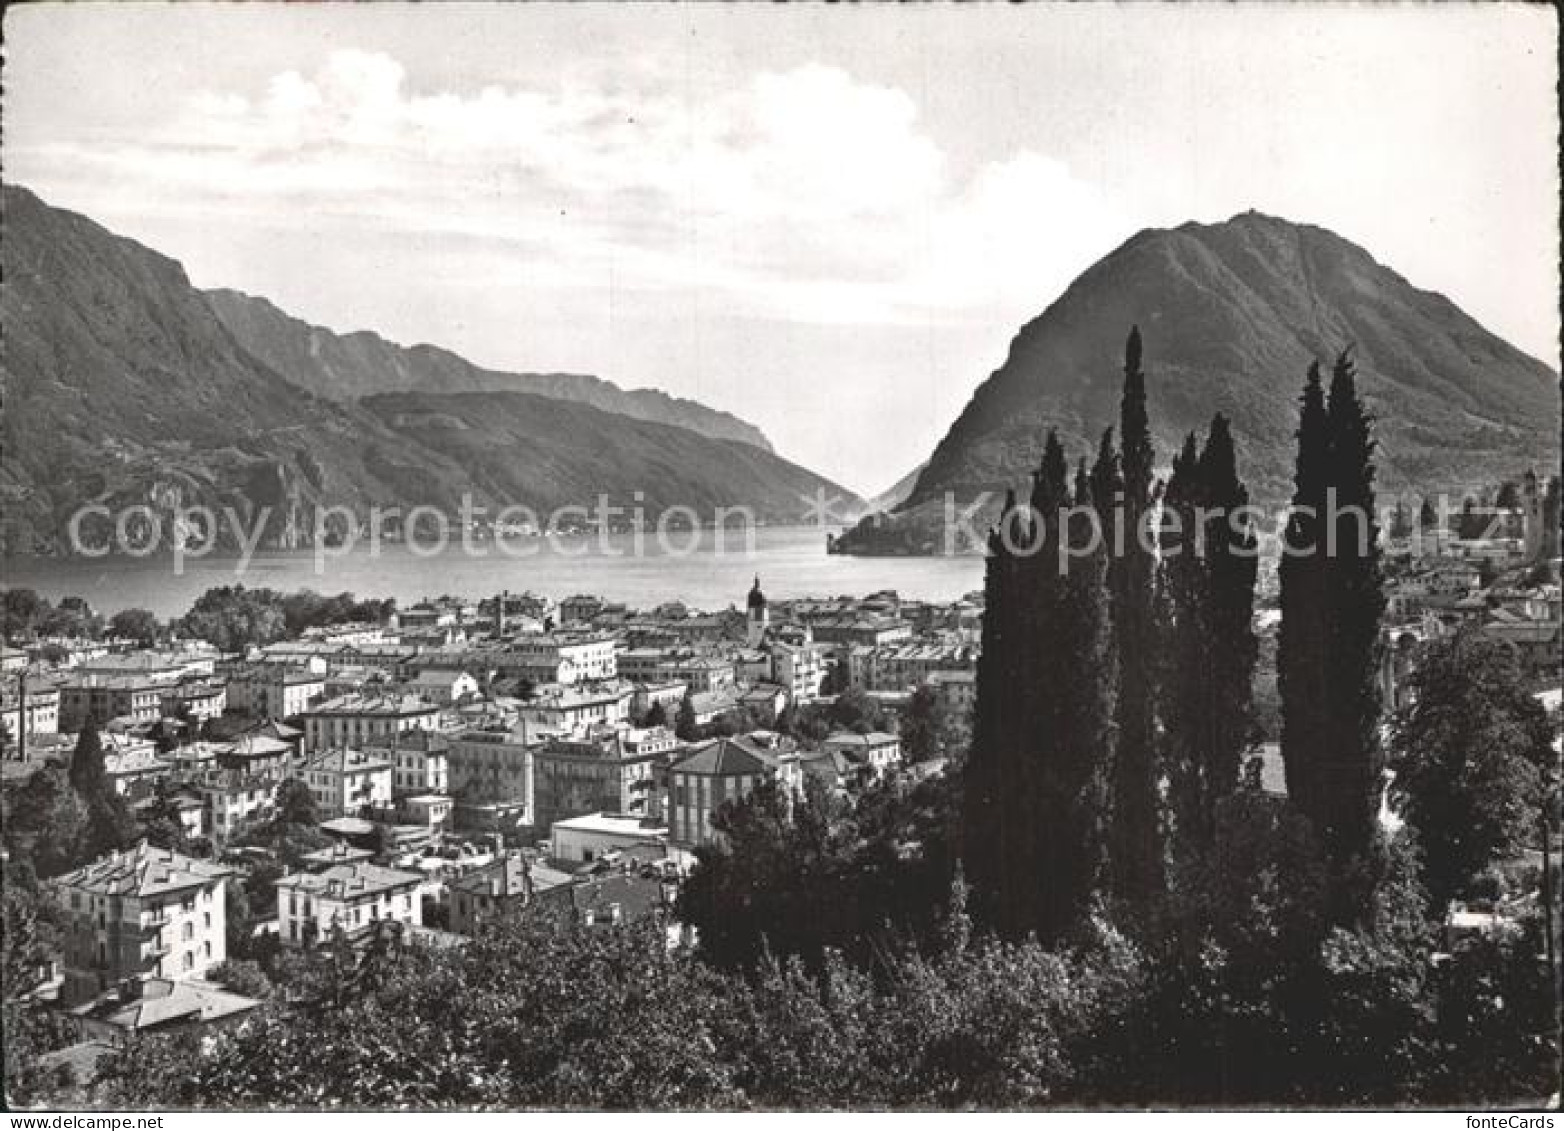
[4, 3, 1558, 497]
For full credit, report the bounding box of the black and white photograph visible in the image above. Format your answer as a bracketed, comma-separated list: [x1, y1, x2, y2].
[1, 1, 1559, 1114]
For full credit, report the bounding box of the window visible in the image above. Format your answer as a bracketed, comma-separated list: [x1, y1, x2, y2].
[203, 941, 212, 959]
[183, 952, 194, 970]
[204, 912, 212, 929]
[182, 922, 194, 941]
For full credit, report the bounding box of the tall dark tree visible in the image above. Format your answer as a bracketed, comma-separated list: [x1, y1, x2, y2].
[67, 721, 109, 801]
[1159, 417, 1258, 878]
[964, 428, 1116, 944]
[1197, 416, 1259, 793]
[67, 723, 139, 861]
[1320, 350, 1387, 916]
[1278, 362, 1331, 839]
[1106, 327, 1162, 911]
[1159, 433, 1208, 868]
[674, 692, 699, 742]
[1279, 351, 1387, 925]
[963, 487, 1022, 931]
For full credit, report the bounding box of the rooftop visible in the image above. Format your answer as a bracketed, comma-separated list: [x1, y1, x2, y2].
[296, 746, 392, 775]
[673, 735, 782, 776]
[303, 693, 439, 718]
[552, 812, 668, 840]
[69, 978, 260, 1032]
[276, 861, 423, 899]
[53, 843, 231, 898]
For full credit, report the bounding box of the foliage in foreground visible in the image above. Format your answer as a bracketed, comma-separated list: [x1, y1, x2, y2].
[84, 849, 1557, 1111]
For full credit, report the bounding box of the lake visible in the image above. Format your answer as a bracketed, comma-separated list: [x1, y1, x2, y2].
[0, 526, 984, 620]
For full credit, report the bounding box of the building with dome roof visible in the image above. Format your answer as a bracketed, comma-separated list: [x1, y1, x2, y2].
[746, 576, 770, 647]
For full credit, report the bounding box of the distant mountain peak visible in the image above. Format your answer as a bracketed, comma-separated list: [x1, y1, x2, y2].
[841, 212, 1558, 555]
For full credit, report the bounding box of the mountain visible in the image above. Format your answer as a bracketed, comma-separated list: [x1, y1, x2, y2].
[834, 211, 1560, 555]
[0, 186, 857, 556]
[204, 288, 775, 452]
[363, 392, 849, 520]
[865, 461, 928, 514]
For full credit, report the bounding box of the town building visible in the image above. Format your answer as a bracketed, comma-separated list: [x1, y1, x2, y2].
[532, 726, 676, 833]
[68, 978, 260, 1046]
[57, 675, 176, 731]
[927, 669, 978, 716]
[496, 632, 617, 685]
[517, 679, 634, 733]
[101, 738, 172, 799]
[195, 772, 277, 843]
[275, 862, 423, 947]
[365, 728, 453, 797]
[447, 725, 539, 817]
[216, 733, 293, 781]
[49, 844, 232, 1006]
[667, 733, 801, 847]
[746, 576, 770, 647]
[549, 812, 671, 864]
[822, 731, 903, 775]
[160, 679, 228, 723]
[768, 639, 828, 704]
[0, 681, 60, 748]
[225, 664, 327, 721]
[300, 692, 440, 752]
[407, 668, 480, 705]
[447, 854, 573, 936]
[293, 747, 394, 821]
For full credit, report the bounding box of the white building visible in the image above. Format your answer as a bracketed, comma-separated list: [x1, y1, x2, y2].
[49, 844, 232, 1006]
[822, 731, 903, 776]
[300, 693, 440, 752]
[407, 668, 480, 705]
[549, 812, 670, 864]
[275, 863, 423, 947]
[293, 747, 394, 820]
[226, 665, 326, 721]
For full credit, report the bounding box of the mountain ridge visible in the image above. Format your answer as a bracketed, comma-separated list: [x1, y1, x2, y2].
[203, 286, 776, 452]
[0, 185, 857, 556]
[837, 210, 1559, 555]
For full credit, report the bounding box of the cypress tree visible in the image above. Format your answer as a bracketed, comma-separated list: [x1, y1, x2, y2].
[68, 720, 109, 802]
[1278, 351, 1386, 924]
[1319, 349, 1386, 916]
[1158, 432, 1208, 870]
[1278, 362, 1330, 833]
[965, 487, 1022, 930]
[964, 431, 1112, 944]
[1043, 459, 1115, 937]
[1106, 326, 1163, 910]
[1194, 415, 1258, 828]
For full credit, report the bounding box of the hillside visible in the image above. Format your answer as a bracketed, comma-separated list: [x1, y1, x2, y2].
[204, 288, 775, 452]
[865, 461, 928, 515]
[0, 186, 855, 555]
[835, 211, 1560, 555]
[364, 392, 853, 522]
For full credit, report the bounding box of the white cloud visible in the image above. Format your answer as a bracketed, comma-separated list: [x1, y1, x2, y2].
[13, 50, 1127, 330]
